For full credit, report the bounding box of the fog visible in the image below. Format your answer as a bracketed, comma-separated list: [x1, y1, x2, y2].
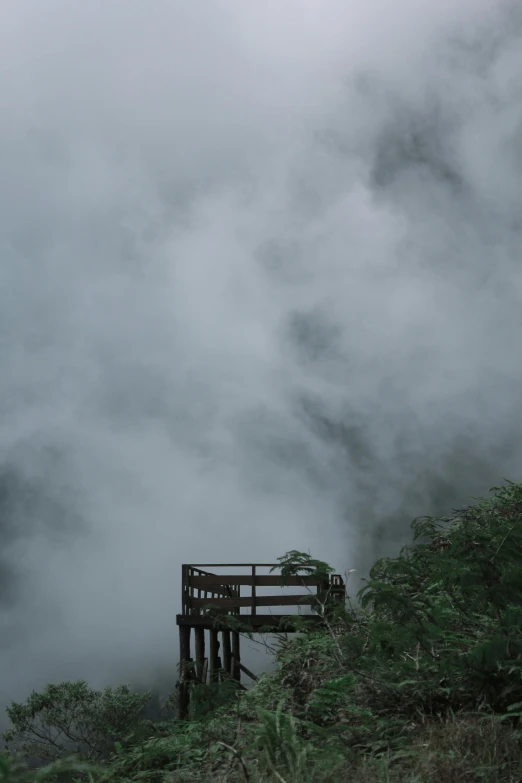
[1, 0, 521, 718]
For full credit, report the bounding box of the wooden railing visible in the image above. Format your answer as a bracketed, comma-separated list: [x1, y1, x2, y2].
[181, 565, 241, 616]
[180, 563, 344, 621]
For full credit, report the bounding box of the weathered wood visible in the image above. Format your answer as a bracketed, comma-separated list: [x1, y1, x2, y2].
[232, 632, 240, 681]
[194, 627, 205, 682]
[190, 594, 318, 609]
[209, 630, 219, 682]
[178, 564, 345, 719]
[185, 563, 279, 567]
[252, 565, 256, 617]
[178, 625, 191, 720]
[189, 575, 323, 587]
[222, 630, 232, 674]
[238, 661, 258, 682]
[181, 564, 189, 615]
[180, 624, 191, 661]
[177, 613, 324, 629]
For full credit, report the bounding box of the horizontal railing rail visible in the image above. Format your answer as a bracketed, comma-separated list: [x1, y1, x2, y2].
[189, 575, 326, 587]
[190, 594, 319, 609]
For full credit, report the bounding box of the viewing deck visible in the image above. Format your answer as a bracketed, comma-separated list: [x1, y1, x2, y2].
[175, 562, 345, 718]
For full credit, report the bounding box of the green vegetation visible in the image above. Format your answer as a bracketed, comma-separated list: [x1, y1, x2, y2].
[3, 481, 522, 781]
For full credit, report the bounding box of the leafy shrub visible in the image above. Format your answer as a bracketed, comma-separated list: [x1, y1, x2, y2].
[3, 681, 150, 765]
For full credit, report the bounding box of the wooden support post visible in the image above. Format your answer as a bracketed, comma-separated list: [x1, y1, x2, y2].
[195, 628, 205, 682]
[238, 661, 258, 682]
[209, 630, 219, 682]
[232, 631, 241, 681]
[178, 625, 191, 720]
[222, 630, 232, 675]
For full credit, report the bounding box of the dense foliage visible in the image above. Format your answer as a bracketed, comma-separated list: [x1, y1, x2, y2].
[3, 481, 522, 781]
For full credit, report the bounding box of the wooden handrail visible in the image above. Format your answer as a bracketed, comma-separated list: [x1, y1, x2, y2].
[189, 575, 328, 587]
[183, 563, 280, 567]
[191, 594, 319, 609]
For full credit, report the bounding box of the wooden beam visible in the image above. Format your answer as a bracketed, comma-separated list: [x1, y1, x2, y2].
[209, 630, 219, 682]
[194, 628, 205, 682]
[222, 631, 232, 674]
[238, 661, 258, 682]
[181, 564, 189, 615]
[190, 595, 318, 609]
[183, 563, 279, 568]
[232, 632, 241, 682]
[178, 625, 191, 720]
[189, 575, 324, 588]
[176, 613, 324, 629]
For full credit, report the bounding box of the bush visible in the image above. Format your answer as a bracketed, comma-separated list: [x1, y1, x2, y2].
[3, 681, 151, 765]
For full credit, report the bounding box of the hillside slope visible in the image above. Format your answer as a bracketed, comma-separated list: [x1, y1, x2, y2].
[3, 481, 522, 782]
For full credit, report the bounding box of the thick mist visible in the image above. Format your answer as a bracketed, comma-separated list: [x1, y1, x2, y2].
[1, 0, 522, 717]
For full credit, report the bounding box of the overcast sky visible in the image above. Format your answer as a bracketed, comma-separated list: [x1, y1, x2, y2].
[1, 0, 521, 714]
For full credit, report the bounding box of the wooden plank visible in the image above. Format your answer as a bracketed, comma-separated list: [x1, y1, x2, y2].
[187, 567, 217, 576]
[189, 575, 324, 588]
[178, 625, 191, 720]
[184, 563, 279, 568]
[181, 564, 189, 616]
[209, 630, 219, 682]
[177, 613, 324, 629]
[238, 661, 258, 682]
[190, 594, 317, 609]
[179, 625, 191, 665]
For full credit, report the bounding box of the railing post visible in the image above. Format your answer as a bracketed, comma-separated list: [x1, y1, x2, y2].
[252, 565, 256, 616]
[181, 565, 188, 615]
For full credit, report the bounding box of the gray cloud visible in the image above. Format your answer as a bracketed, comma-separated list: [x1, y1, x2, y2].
[1, 0, 521, 716]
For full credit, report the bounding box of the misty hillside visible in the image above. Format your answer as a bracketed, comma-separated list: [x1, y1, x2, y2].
[2, 481, 522, 781]
[1, 0, 522, 750]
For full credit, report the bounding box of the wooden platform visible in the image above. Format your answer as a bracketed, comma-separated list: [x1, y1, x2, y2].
[175, 563, 345, 719]
[176, 613, 326, 630]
